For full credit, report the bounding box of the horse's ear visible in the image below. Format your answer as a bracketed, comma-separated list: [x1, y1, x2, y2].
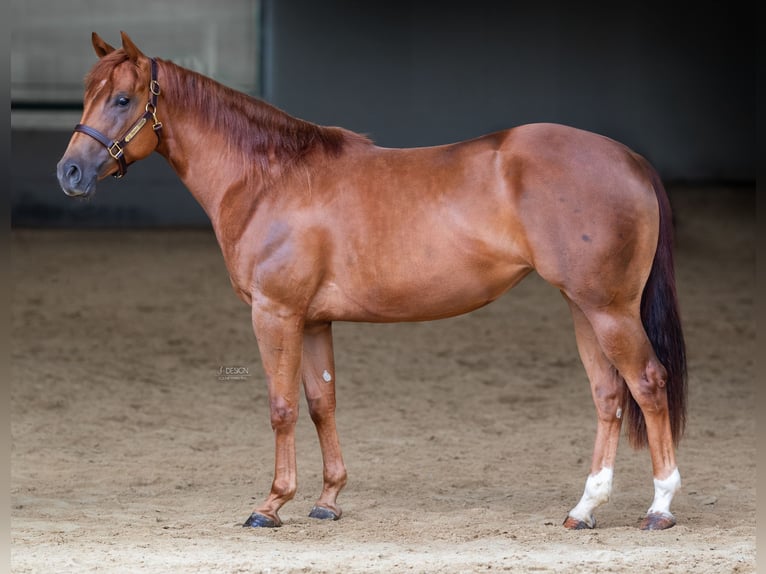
[120, 31, 145, 62]
[92, 32, 116, 58]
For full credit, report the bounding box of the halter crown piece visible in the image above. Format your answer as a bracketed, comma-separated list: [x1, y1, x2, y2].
[74, 58, 162, 179]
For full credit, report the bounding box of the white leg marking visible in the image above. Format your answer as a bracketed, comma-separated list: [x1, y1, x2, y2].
[568, 467, 613, 527]
[647, 467, 681, 516]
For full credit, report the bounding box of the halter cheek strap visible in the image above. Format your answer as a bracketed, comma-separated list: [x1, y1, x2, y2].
[74, 58, 162, 179]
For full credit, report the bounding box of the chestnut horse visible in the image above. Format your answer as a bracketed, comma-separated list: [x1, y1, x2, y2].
[57, 32, 687, 531]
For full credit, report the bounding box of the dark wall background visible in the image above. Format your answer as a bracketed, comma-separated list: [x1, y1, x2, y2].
[11, 1, 756, 227]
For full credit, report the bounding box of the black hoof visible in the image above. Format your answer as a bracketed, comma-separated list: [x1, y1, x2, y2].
[243, 512, 281, 528]
[308, 506, 340, 521]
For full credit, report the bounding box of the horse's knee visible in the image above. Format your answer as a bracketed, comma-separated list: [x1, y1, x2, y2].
[307, 396, 335, 426]
[270, 398, 298, 430]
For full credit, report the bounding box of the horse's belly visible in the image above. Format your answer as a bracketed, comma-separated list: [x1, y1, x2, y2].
[309, 250, 531, 323]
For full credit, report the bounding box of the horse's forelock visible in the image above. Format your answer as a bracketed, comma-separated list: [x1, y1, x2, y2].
[84, 52, 136, 97]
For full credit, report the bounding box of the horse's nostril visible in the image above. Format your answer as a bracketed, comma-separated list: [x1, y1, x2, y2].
[66, 163, 81, 185]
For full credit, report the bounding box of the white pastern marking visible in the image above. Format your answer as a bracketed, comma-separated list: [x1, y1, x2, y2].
[568, 467, 614, 527]
[322, 370, 333, 383]
[647, 467, 681, 516]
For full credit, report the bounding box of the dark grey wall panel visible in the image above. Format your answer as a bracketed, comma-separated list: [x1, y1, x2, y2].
[269, 1, 755, 182]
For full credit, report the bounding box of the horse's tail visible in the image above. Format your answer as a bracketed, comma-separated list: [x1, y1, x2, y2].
[625, 158, 688, 449]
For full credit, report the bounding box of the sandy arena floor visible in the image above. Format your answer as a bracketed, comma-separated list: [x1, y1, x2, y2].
[10, 186, 755, 572]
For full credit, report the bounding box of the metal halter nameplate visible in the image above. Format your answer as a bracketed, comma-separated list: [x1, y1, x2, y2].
[124, 118, 147, 143]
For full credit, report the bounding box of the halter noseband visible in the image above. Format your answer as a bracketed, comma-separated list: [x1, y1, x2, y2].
[74, 58, 163, 179]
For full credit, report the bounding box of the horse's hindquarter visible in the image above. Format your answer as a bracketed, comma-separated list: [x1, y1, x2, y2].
[305, 133, 534, 322]
[505, 123, 660, 309]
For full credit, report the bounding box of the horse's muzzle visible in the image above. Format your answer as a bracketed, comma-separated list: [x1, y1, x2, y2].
[57, 158, 95, 198]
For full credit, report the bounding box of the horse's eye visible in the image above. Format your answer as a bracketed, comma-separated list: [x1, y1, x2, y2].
[116, 96, 130, 107]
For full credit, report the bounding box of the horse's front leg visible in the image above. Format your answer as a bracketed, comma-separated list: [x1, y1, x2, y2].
[243, 297, 304, 528]
[302, 322, 347, 521]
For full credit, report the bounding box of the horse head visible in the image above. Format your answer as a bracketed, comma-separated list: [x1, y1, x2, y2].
[57, 32, 162, 197]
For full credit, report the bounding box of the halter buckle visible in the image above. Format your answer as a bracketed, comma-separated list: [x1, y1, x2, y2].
[108, 142, 124, 160]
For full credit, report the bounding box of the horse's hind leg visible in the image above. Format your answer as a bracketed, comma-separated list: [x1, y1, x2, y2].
[563, 296, 627, 529]
[583, 306, 681, 530]
[301, 322, 347, 521]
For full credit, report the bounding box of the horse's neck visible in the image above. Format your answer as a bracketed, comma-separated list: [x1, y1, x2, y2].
[152, 62, 345, 225]
[152, 62, 365, 235]
[154, 108, 265, 226]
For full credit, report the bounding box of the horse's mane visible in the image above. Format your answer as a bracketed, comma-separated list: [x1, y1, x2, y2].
[86, 52, 370, 175]
[157, 58, 370, 174]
